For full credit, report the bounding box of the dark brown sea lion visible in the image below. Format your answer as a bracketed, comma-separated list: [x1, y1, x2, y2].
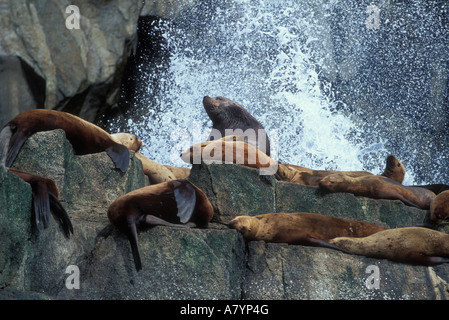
[276, 155, 405, 186]
[330, 227, 449, 265]
[107, 180, 213, 271]
[203, 96, 271, 156]
[318, 173, 436, 209]
[0, 109, 130, 172]
[229, 212, 386, 252]
[8, 168, 73, 238]
[430, 190, 449, 224]
[180, 137, 278, 176]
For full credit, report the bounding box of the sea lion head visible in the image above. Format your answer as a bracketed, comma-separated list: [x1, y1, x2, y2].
[203, 96, 244, 125]
[111, 133, 143, 152]
[430, 190, 449, 224]
[228, 216, 259, 240]
[318, 173, 352, 192]
[381, 155, 405, 184]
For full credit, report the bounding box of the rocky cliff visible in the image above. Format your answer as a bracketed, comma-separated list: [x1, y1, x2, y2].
[1, 130, 448, 300]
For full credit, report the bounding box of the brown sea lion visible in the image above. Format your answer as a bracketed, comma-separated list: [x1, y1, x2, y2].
[164, 165, 191, 180]
[107, 180, 213, 271]
[380, 155, 405, 184]
[330, 227, 449, 265]
[111, 133, 143, 152]
[8, 168, 73, 238]
[181, 137, 278, 176]
[229, 212, 386, 252]
[276, 155, 405, 186]
[110, 132, 175, 183]
[0, 109, 130, 172]
[134, 152, 176, 184]
[430, 190, 449, 224]
[318, 173, 436, 209]
[203, 96, 271, 156]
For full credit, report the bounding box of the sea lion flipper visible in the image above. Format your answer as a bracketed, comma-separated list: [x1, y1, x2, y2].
[48, 193, 74, 238]
[307, 237, 352, 254]
[174, 182, 196, 224]
[145, 215, 191, 228]
[106, 144, 130, 172]
[31, 182, 51, 231]
[3, 127, 27, 167]
[127, 221, 142, 271]
[0, 125, 13, 166]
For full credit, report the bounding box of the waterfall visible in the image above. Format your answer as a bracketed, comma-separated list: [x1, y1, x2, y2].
[107, 1, 449, 186]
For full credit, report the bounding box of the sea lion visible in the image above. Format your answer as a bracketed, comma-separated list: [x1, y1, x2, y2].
[415, 184, 449, 195]
[107, 180, 213, 271]
[111, 132, 143, 152]
[0, 109, 130, 172]
[110, 132, 174, 183]
[134, 152, 176, 184]
[430, 190, 449, 224]
[229, 212, 386, 251]
[164, 165, 191, 180]
[319, 173, 436, 209]
[380, 155, 405, 184]
[203, 96, 271, 156]
[330, 227, 449, 265]
[9, 168, 73, 237]
[180, 136, 278, 176]
[276, 155, 405, 186]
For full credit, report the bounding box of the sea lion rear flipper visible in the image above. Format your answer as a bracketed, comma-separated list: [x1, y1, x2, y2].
[30, 181, 51, 231]
[106, 144, 130, 172]
[127, 222, 142, 271]
[48, 193, 74, 238]
[307, 237, 352, 254]
[145, 215, 192, 228]
[174, 182, 196, 223]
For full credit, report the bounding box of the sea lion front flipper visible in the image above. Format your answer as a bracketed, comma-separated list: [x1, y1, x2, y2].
[2, 126, 28, 167]
[106, 144, 130, 172]
[173, 182, 196, 223]
[145, 215, 192, 228]
[0, 125, 13, 166]
[48, 193, 74, 238]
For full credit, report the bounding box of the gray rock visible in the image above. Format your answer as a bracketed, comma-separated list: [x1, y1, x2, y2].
[1, 131, 449, 300]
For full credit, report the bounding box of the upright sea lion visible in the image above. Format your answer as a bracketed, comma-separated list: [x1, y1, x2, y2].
[319, 173, 436, 209]
[380, 155, 405, 184]
[330, 227, 449, 265]
[203, 96, 271, 156]
[0, 110, 130, 172]
[180, 136, 278, 176]
[9, 168, 73, 238]
[430, 190, 449, 224]
[276, 155, 405, 186]
[229, 212, 386, 251]
[107, 180, 213, 271]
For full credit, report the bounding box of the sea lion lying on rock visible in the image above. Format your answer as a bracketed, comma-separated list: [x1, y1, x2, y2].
[330, 227, 449, 265]
[229, 212, 386, 252]
[319, 173, 436, 209]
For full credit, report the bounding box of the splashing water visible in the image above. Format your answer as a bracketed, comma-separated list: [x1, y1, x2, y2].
[108, 1, 449, 185]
